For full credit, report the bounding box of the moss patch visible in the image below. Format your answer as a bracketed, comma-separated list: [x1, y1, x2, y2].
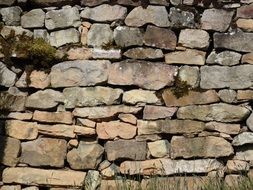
[171, 77, 191, 99]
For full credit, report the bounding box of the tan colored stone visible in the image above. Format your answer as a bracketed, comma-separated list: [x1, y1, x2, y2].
[178, 66, 200, 88]
[92, 48, 121, 60]
[38, 124, 75, 138]
[100, 180, 140, 190]
[242, 52, 253, 64]
[232, 132, 253, 146]
[226, 160, 250, 173]
[68, 139, 78, 148]
[171, 136, 234, 158]
[80, 24, 89, 45]
[118, 113, 137, 125]
[0, 186, 21, 190]
[33, 111, 73, 124]
[67, 47, 92, 60]
[148, 140, 170, 158]
[234, 147, 253, 161]
[136, 134, 162, 142]
[162, 89, 219, 107]
[205, 122, 240, 135]
[101, 163, 119, 178]
[123, 48, 163, 60]
[3, 167, 86, 187]
[5, 112, 33, 120]
[29, 70, 50, 89]
[237, 90, 253, 100]
[97, 120, 136, 140]
[165, 49, 206, 65]
[77, 118, 96, 128]
[74, 125, 96, 136]
[143, 105, 177, 120]
[236, 19, 253, 32]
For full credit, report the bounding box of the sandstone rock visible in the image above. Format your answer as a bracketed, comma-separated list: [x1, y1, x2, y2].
[165, 49, 206, 65]
[100, 163, 120, 178]
[232, 132, 253, 146]
[237, 3, 253, 19]
[218, 89, 237, 103]
[178, 29, 210, 49]
[226, 160, 250, 173]
[81, 0, 108, 6]
[33, 111, 73, 124]
[114, 26, 143, 47]
[214, 32, 253, 52]
[50, 28, 80, 47]
[137, 119, 205, 135]
[0, 91, 26, 111]
[168, 7, 196, 28]
[108, 61, 177, 90]
[67, 47, 92, 60]
[234, 147, 253, 161]
[3, 167, 86, 187]
[238, 90, 253, 101]
[67, 141, 104, 170]
[0, 6, 22, 26]
[0, 62, 17, 87]
[143, 25, 177, 50]
[20, 138, 67, 167]
[123, 47, 163, 60]
[84, 170, 101, 190]
[50, 60, 110, 88]
[148, 140, 170, 158]
[162, 89, 219, 106]
[120, 158, 223, 175]
[105, 140, 146, 161]
[200, 65, 253, 89]
[206, 51, 242, 66]
[0, 0, 15, 5]
[125, 6, 170, 27]
[201, 9, 234, 32]
[118, 113, 137, 125]
[205, 122, 240, 135]
[177, 103, 250, 122]
[136, 134, 162, 142]
[5, 120, 38, 140]
[87, 24, 113, 48]
[247, 113, 253, 131]
[25, 89, 64, 110]
[178, 66, 199, 88]
[242, 52, 253, 64]
[92, 49, 122, 60]
[73, 105, 142, 119]
[21, 9, 45, 28]
[143, 105, 177, 120]
[236, 19, 253, 32]
[0, 136, 20, 166]
[76, 118, 96, 128]
[171, 136, 234, 158]
[3, 112, 33, 120]
[38, 124, 75, 138]
[29, 70, 50, 89]
[68, 139, 78, 148]
[30, 0, 74, 7]
[100, 180, 140, 190]
[81, 4, 127, 22]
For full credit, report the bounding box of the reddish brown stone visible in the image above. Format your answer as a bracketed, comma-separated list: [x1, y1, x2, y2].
[33, 111, 73, 124]
[143, 105, 177, 120]
[237, 4, 253, 19]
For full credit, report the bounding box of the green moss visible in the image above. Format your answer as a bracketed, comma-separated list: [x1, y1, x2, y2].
[171, 77, 191, 99]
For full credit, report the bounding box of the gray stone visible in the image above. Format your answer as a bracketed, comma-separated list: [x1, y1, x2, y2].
[20, 138, 67, 168]
[178, 66, 199, 88]
[49, 28, 80, 47]
[125, 5, 170, 27]
[1, 26, 33, 39]
[201, 9, 234, 32]
[205, 122, 240, 135]
[247, 113, 253, 131]
[234, 147, 253, 161]
[84, 170, 101, 190]
[81, 0, 109, 6]
[218, 89, 236, 103]
[87, 24, 113, 48]
[0, 0, 15, 5]
[105, 140, 147, 161]
[232, 132, 253, 146]
[67, 141, 104, 170]
[123, 47, 163, 60]
[0, 62, 16, 87]
[45, 7, 80, 30]
[21, 9, 45, 28]
[206, 51, 242, 66]
[34, 29, 49, 42]
[25, 89, 65, 110]
[63, 87, 123, 108]
[237, 3, 253, 19]
[50, 60, 110, 88]
[0, 91, 26, 111]
[177, 103, 250, 122]
[92, 48, 121, 60]
[114, 26, 143, 47]
[0, 186, 21, 190]
[81, 4, 127, 22]
[168, 7, 196, 28]
[0, 6, 22, 26]
[30, 0, 74, 7]
[200, 65, 253, 89]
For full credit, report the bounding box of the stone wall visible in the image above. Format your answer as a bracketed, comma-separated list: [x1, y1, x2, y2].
[0, 0, 253, 189]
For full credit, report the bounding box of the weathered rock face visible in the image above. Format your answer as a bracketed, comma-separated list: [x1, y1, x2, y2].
[232, 132, 253, 146]
[148, 140, 170, 158]
[123, 48, 163, 60]
[49, 28, 80, 47]
[0, 91, 26, 111]
[20, 138, 67, 167]
[205, 122, 240, 135]
[178, 66, 200, 88]
[0, 62, 17, 87]
[236, 19, 253, 32]
[234, 147, 253, 161]
[237, 3, 253, 19]
[0, 6, 22, 26]
[33, 111, 73, 124]
[242, 52, 253, 64]
[143, 106, 178, 120]
[168, 7, 195, 28]
[21, 9, 45, 28]
[206, 51, 242, 66]
[247, 113, 253, 131]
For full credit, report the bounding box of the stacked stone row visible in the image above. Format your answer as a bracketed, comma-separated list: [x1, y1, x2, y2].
[0, 0, 253, 189]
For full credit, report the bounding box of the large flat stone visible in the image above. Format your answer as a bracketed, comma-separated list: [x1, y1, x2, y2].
[177, 103, 250, 122]
[50, 60, 110, 88]
[232, 132, 253, 146]
[200, 65, 253, 89]
[33, 111, 73, 124]
[168, 7, 196, 28]
[123, 47, 163, 60]
[49, 28, 80, 47]
[234, 146, 253, 161]
[205, 122, 240, 135]
[143, 105, 177, 120]
[108, 61, 177, 90]
[21, 9, 45, 28]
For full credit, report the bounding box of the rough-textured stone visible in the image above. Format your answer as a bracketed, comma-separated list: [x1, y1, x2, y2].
[3, 167, 86, 187]
[120, 158, 223, 175]
[29, 70, 50, 89]
[162, 90, 219, 106]
[50, 60, 110, 88]
[20, 138, 67, 168]
[171, 136, 234, 158]
[165, 49, 206, 65]
[125, 6, 170, 27]
[21, 9, 45, 28]
[30, 0, 74, 7]
[201, 9, 234, 32]
[84, 170, 101, 190]
[218, 89, 237, 103]
[178, 66, 199, 88]
[232, 132, 253, 146]
[63, 87, 123, 108]
[73, 105, 142, 119]
[200, 65, 253, 89]
[0, 62, 17, 87]
[226, 160, 250, 173]
[148, 140, 170, 158]
[0, 91, 26, 111]
[67, 47, 92, 60]
[33, 111, 73, 124]
[247, 113, 253, 132]
[234, 147, 253, 161]
[0, 0, 15, 5]
[81, 0, 109, 6]
[236, 19, 253, 32]
[49, 28, 80, 47]
[144, 25, 177, 50]
[100, 180, 140, 190]
[143, 105, 177, 120]
[81, 4, 127, 22]
[87, 24, 113, 48]
[206, 51, 242, 66]
[238, 90, 253, 101]
[168, 7, 195, 28]
[1, 26, 33, 39]
[33, 29, 49, 42]
[25, 89, 64, 110]
[205, 122, 240, 135]
[118, 113, 137, 125]
[114, 26, 143, 47]
[5, 120, 38, 140]
[67, 141, 104, 170]
[45, 7, 80, 30]
[123, 47, 163, 60]
[178, 29, 210, 49]
[0, 6, 22, 26]
[0, 136, 20, 166]
[214, 32, 253, 52]
[0, 186, 21, 190]
[136, 134, 162, 142]
[105, 140, 146, 161]
[77, 118, 96, 128]
[237, 4, 253, 19]
[177, 103, 250, 122]
[92, 49, 122, 60]
[2, 112, 33, 120]
[97, 120, 136, 139]
[100, 163, 120, 178]
[108, 61, 177, 90]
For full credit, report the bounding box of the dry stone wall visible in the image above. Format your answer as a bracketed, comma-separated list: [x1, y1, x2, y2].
[0, 0, 253, 189]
